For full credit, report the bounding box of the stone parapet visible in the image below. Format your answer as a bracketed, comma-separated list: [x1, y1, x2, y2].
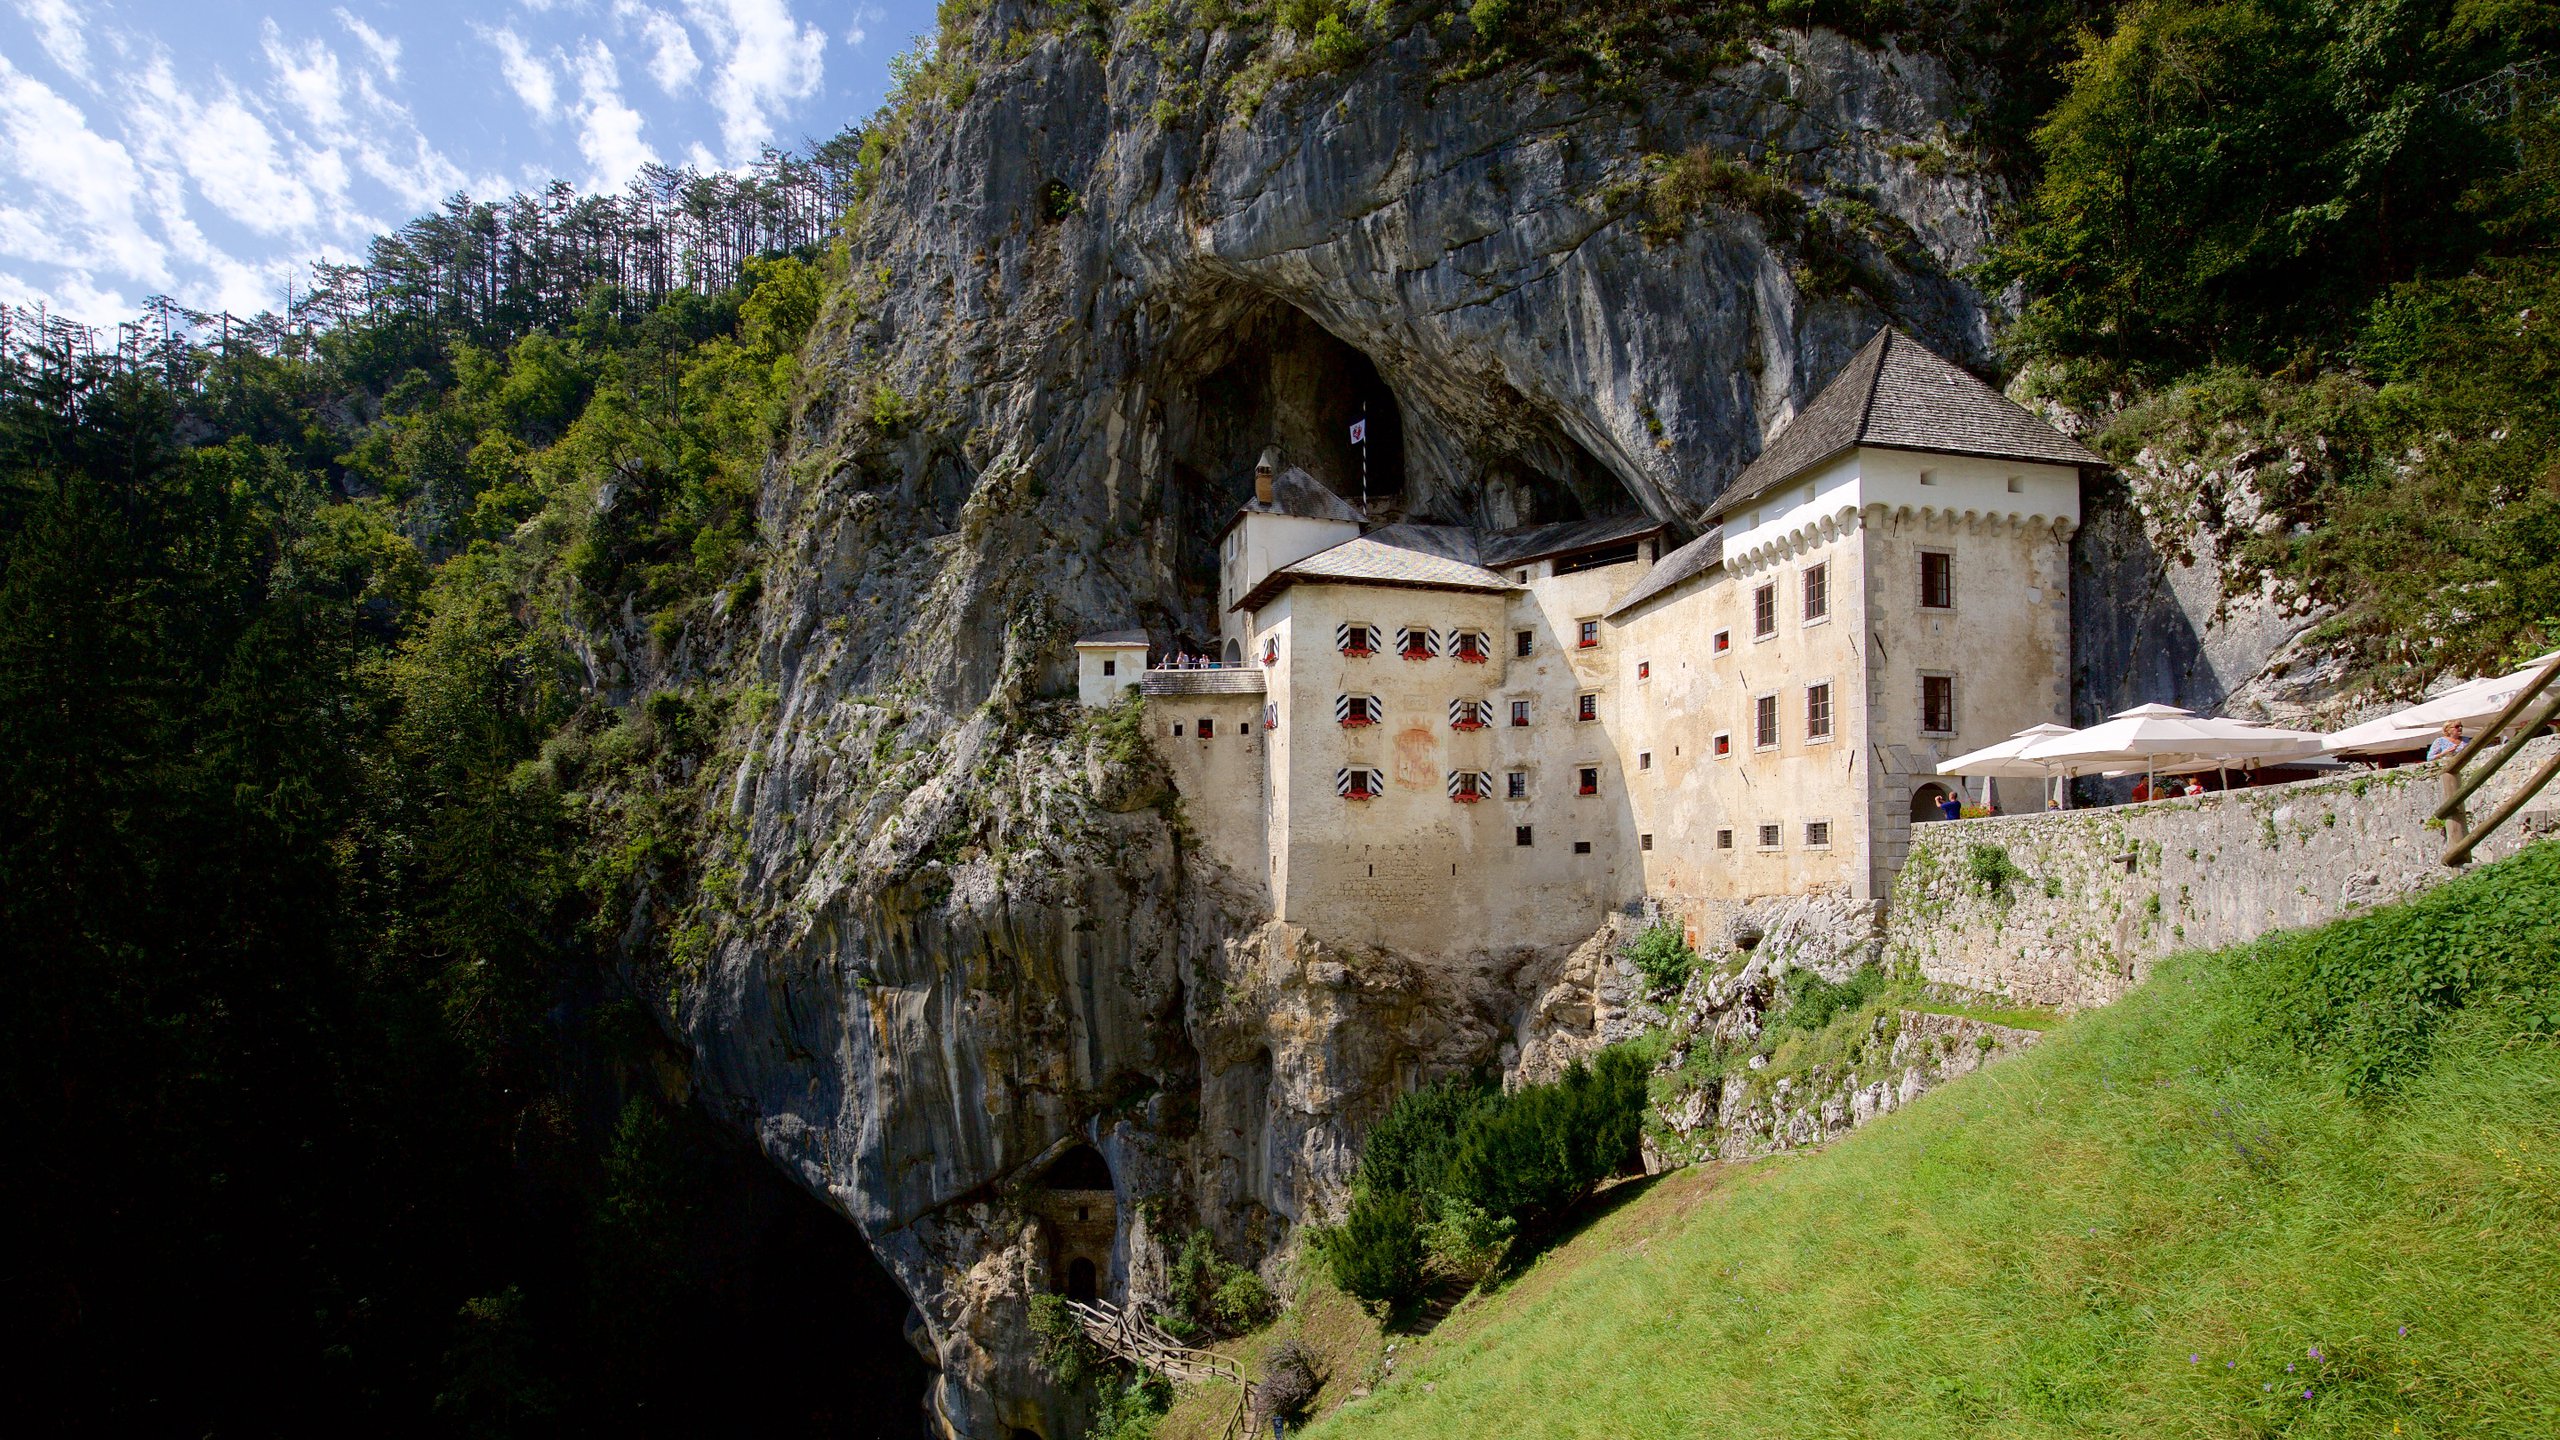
[1884, 738, 2560, 1009]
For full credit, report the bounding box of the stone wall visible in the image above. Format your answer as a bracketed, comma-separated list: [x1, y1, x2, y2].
[1884, 738, 2560, 1009]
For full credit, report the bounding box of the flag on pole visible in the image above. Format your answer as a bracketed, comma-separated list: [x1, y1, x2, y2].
[1348, 418, 1367, 445]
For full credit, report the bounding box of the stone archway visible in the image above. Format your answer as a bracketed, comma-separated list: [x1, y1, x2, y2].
[1911, 783, 1953, 822]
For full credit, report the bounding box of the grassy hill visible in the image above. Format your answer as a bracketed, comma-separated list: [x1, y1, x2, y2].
[1251, 844, 2560, 1439]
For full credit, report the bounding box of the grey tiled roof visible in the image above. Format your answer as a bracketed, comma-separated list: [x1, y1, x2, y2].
[1075, 629, 1149, 646]
[1479, 513, 1667, 569]
[1140, 667, 1266, 697]
[1708, 328, 2105, 520]
[1226, 465, 1366, 530]
[1233, 525, 1517, 612]
[1605, 526, 1724, 619]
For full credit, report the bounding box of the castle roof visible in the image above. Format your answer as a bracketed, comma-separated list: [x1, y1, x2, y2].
[1706, 328, 2104, 521]
[1218, 465, 1366, 539]
[1232, 523, 1516, 612]
[1479, 513, 1666, 569]
[1604, 526, 1724, 619]
[1074, 629, 1150, 648]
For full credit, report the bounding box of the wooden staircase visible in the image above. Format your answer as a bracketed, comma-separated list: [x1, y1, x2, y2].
[1065, 1298, 1254, 1440]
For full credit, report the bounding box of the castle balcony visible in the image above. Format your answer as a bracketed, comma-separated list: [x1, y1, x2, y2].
[1139, 665, 1266, 698]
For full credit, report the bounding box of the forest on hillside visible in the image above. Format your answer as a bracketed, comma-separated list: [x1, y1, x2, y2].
[7, 1, 2560, 1434]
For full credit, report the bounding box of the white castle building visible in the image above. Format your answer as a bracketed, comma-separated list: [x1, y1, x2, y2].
[1076, 329, 2101, 955]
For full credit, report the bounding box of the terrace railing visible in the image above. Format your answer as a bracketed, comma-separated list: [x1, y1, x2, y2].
[2434, 650, 2560, 865]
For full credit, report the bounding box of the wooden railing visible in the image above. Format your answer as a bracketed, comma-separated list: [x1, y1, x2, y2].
[1065, 1298, 1253, 1440]
[2435, 651, 2560, 865]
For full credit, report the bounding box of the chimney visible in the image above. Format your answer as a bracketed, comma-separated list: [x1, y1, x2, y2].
[1254, 447, 1278, 505]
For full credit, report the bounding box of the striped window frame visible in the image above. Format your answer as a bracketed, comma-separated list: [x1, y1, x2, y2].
[1337, 766, 1385, 799]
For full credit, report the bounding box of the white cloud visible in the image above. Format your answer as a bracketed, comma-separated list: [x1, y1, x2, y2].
[0, 266, 134, 324]
[844, 4, 884, 49]
[683, 0, 824, 161]
[483, 25, 558, 119]
[262, 21, 348, 132]
[0, 52, 165, 281]
[616, 3, 700, 94]
[336, 9, 402, 80]
[14, 0, 89, 84]
[126, 55, 324, 237]
[567, 39, 654, 188]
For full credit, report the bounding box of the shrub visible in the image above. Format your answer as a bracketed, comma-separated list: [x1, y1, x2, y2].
[1767, 964, 1889, 1039]
[1165, 1230, 1273, 1338]
[1321, 1189, 1429, 1316]
[1256, 1338, 1319, 1423]
[1027, 1292, 1097, 1386]
[1087, 1372, 1171, 1440]
[1444, 1048, 1646, 1232]
[1419, 1193, 1514, 1282]
[1965, 842, 2029, 899]
[1625, 921, 1696, 998]
[1352, 1074, 1490, 1198]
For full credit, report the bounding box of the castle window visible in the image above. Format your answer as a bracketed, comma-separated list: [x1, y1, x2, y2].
[1198, 717, 1214, 738]
[1451, 630, 1491, 663]
[1754, 694, 1779, 750]
[1920, 551, 1954, 610]
[1510, 699, 1532, 727]
[1101, 659, 1117, 676]
[1805, 820, 1832, 848]
[1921, 674, 1956, 734]
[1337, 623, 1379, 656]
[1449, 697, 1494, 731]
[1638, 751, 1652, 770]
[1336, 766, 1385, 800]
[1515, 825, 1534, 847]
[1573, 841, 1593, 854]
[1397, 625, 1440, 661]
[1637, 660, 1650, 680]
[1577, 619, 1600, 648]
[1262, 637, 1277, 666]
[1713, 629, 1731, 655]
[1447, 770, 1494, 803]
[1506, 771, 1528, 799]
[1577, 693, 1598, 722]
[1172, 723, 1184, 737]
[1805, 682, 1833, 742]
[1757, 822, 1782, 850]
[1578, 767, 1599, 796]
[1919, 468, 1938, 486]
[1640, 833, 1653, 851]
[1716, 828, 1734, 850]
[1802, 561, 1830, 624]
[1265, 703, 1278, 730]
[1336, 693, 1382, 728]
[1753, 583, 1777, 639]
[2006, 474, 2024, 493]
[1516, 630, 1534, 657]
[1713, 732, 1732, 757]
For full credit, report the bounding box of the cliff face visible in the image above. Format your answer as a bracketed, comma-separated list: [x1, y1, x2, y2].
[679, 12, 2008, 1436]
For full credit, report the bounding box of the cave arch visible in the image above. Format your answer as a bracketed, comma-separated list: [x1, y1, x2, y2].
[1034, 1144, 1117, 1301]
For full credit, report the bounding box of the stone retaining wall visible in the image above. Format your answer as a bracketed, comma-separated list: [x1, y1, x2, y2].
[1883, 737, 2560, 1009]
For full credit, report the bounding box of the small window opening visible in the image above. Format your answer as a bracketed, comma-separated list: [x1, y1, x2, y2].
[1577, 693, 1598, 722]
[1506, 771, 1528, 799]
[2006, 474, 2024, 493]
[1515, 825, 1533, 847]
[1753, 583, 1777, 638]
[1715, 828, 1734, 850]
[1922, 674, 1955, 735]
[1101, 659, 1116, 676]
[1805, 683, 1833, 742]
[1572, 840, 1593, 854]
[1758, 822, 1782, 849]
[1640, 833, 1654, 851]
[1713, 629, 1731, 654]
[1510, 699, 1532, 727]
[1713, 732, 1732, 757]
[1754, 694, 1779, 749]
[1920, 551, 1954, 610]
[1802, 562, 1829, 623]
[1806, 820, 1832, 848]
[1637, 660, 1650, 680]
[1515, 630, 1534, 657]
[1638, 751, 1653, 770]
[1578, 767, 1599, 796]
[1198, 717, 1214, 738]
[1577, 619, 1600, 648]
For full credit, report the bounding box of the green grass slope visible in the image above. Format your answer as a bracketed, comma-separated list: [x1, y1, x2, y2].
[1308, 845, 2560, 1439]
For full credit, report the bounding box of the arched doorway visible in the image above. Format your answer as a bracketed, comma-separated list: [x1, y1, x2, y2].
[1036, 1144, 1116, 1302]
[1065, 1257, 1097, 1302]
[1911, 783, 1953, 822]
[1224, 638, 1243, 665]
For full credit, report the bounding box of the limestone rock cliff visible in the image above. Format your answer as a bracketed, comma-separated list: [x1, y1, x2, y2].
[675, 10, 2016, 1436]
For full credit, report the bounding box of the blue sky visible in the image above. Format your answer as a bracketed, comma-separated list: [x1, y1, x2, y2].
[0, 0, 940, 324]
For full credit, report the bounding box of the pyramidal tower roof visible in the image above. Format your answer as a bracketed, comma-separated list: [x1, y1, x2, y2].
[1707, 329, 2103, 520]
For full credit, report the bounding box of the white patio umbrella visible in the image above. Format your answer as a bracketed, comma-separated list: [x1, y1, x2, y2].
[2323, 651, 2560, 757]
[2018, 703, 2230, 799]
[1937, 723, 2080, 809]
[2161, 716, 2329, 791]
